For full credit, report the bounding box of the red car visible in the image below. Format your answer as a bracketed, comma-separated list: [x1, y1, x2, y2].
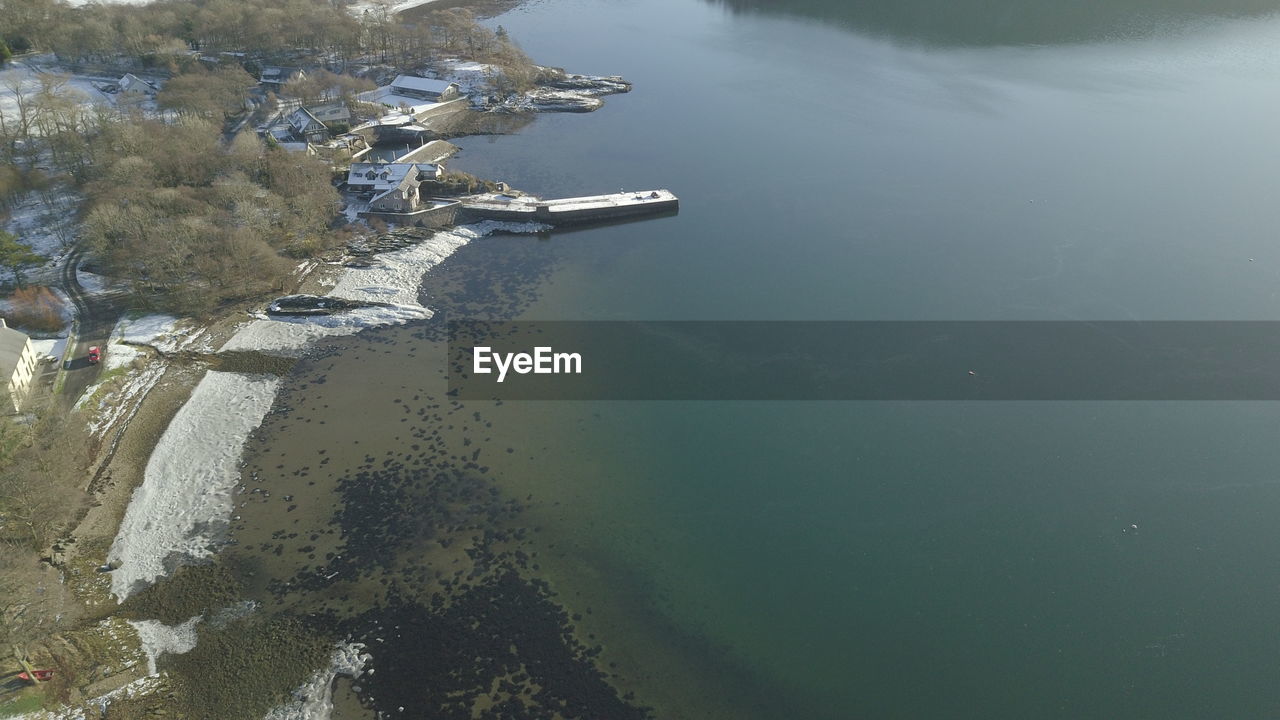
[88, 346, 100, 364]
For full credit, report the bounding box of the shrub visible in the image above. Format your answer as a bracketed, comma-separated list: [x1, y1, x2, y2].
[5, 286, 65, 333]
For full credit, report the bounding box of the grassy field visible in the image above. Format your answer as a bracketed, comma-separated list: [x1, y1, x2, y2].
[0, 689, 47, 718]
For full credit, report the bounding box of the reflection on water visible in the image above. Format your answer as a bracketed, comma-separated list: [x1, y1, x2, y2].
[705, 0, 1280, 45]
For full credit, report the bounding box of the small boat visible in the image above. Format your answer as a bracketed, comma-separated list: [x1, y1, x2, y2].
[18, 670, 54, 682]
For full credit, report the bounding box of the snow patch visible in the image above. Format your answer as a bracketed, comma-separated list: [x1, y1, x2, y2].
[108, 371, 282, 600]
[264, 643, 371, 720]
[76, 269, 115, 295]
[116, 314, 183, 349]
[0, 60, 114, 137]
[129, 616, 201, 675]
[29, 336, 68, 362]
[347, 0, 443, 16]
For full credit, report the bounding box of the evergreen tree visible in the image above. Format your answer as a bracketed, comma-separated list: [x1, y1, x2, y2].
[0, 231, 45, 288]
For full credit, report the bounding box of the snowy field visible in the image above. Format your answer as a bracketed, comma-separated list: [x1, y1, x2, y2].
[439, 60, 497, 96]
[0, 59, 115, 131]
[1, 186, 79, 266]
[107, 371, 282, 600]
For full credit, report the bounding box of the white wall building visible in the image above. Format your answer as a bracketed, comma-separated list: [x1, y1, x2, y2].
[0, 319, 39, 413]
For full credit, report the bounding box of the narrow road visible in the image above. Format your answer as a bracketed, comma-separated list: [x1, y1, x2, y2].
[57, 247, 124, 408]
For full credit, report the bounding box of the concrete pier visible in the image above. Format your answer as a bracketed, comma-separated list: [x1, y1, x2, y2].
[461, 190, 678, 225]
[393, 140, 461, 164]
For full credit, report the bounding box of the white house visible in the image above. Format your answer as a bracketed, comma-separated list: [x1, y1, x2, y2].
[118, 73, 158, 98]
[0, 319, 39, 413]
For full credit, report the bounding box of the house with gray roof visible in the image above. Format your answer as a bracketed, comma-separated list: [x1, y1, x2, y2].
[260, 66, 306, 92]
[389, 76, 461, 102]
[306, 103, 351, 128]
[286, 106, 329, 143]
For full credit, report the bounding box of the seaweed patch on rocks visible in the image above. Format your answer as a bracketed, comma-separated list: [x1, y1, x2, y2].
[339, 572, 654, 719]
[264, 642, 370, 720]
[120, 563, 245, 625]
[164, 615, 333, 720]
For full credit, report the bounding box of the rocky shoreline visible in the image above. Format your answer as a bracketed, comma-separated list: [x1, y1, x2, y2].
[481, 70, 633, 113]
[24, 210, 660, 719]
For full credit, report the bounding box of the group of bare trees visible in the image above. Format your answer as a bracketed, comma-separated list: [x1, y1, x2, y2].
[281, 68, 375, 107]
[2, 0, 540, 93]
[157, 65, 257, 119]
[78, 117, 341, 313]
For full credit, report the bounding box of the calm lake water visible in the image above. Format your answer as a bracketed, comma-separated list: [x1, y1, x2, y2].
[243, 0, 1280, 717]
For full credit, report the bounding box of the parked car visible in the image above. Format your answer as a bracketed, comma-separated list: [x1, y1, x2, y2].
[88, 346, 100, 364]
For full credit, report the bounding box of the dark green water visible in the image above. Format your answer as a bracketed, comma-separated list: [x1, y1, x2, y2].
[261, 0, 1280, 717]
[445, 0, 1280, 716]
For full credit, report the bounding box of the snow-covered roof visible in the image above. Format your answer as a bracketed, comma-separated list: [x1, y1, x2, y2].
[287, 106, 324, 131]
[307, 103, 350, 122]
[261, 67, 303, 84]
[356, 87, 440, 114]
[389, 75, 457, 95]
[346, 163, 439, 191]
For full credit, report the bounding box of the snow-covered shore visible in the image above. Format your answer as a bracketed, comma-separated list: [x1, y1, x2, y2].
[107, 220, 545, 601]
[221, 220, 547, 356]
[107, 371, 282, 600]
[95, 219, 545, 720]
